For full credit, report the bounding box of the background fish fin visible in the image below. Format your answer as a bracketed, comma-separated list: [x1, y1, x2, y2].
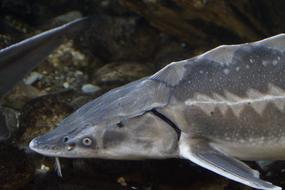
[0, 17, 89, 98]
[179, 138, 281, 190]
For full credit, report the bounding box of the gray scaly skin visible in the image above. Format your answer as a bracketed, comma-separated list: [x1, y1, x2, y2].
[30, 34, 285, 190]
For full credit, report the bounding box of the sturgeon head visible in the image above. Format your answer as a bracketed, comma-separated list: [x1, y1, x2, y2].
[29, 79, 179, 159]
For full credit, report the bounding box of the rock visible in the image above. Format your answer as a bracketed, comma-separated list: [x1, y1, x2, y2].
[0, 107, 20, 141]
[26, 173, 129, 190]
[69, 96, 96, 110]
[33, 41, 89, 93]
[93, 62, 153, 89]
[47, 41, 88, 67]
[0, 19, 27, 48]
[0, 110, 10, 141]
[117, 177, 127, 187]
[49, 11, 82, 26]
[77, 16, 160, 62]
[17, 93, 74, 149]
[4, 83, 46, 109]
[120, 0, 285, 48]
[153, 35, 195, 69]
[0, 144, 34, 190]
[63, 82, 70, 89]
[81, 84, 101, 94]
[24, 72, 43, 85]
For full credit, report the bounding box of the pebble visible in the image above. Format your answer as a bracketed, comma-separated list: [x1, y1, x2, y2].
[52, 11, 82, 24]
[24, 72, 43, 85]
[81, 84, 100, 94]
[117, 177, 127, 187]
[37, 164, 51, 174]
[63, 82, 70, 88]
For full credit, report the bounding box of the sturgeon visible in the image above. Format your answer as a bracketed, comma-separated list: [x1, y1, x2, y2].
[30, 34, 285, 190]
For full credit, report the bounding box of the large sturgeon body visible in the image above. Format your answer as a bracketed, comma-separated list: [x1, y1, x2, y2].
[30, 34, 285, 190]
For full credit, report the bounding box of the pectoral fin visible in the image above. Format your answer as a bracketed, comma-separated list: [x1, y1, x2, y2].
[0, 17, 89, 98]
[179, 138, 281, 190]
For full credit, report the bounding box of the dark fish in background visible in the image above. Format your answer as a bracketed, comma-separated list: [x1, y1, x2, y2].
[0, 17, 89, 141]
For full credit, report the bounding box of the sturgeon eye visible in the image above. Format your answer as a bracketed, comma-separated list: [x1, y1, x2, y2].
[116, 122, 124, 128]
[82, 137, 93, 146]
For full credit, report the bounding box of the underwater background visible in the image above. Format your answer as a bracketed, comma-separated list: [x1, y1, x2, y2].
[1, 0, 285, 190]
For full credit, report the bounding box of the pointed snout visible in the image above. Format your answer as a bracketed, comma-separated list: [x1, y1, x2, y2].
[29, 132, 65, 157]
[29, 137, 42, 152]
[29, 138, 37, 151]
[29, 136, 50, 156]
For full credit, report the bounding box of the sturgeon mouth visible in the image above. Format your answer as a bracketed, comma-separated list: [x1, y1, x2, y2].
[151, 109, 181, 140]
[29, 138, 65, 157]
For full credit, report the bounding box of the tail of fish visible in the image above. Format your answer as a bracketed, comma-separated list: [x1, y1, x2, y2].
[0, 17, 90, 141]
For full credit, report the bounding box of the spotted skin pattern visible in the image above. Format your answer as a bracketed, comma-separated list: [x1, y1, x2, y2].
[154, 34, 285, 160]
[30, 34, 285, 190]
